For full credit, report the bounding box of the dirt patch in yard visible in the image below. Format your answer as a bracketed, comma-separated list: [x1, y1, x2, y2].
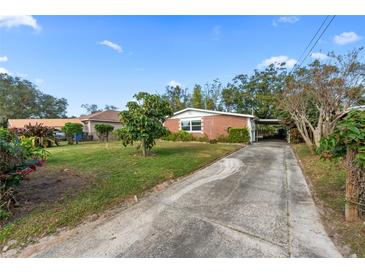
[2, 166, 93, 226]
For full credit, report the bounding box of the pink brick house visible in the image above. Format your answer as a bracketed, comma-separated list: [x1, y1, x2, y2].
[164, 108, 256, 142]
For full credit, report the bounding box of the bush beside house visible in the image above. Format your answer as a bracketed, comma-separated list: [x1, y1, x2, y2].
[162, 127, 249, 144]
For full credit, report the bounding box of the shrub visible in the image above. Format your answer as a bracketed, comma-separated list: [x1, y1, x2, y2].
[217, 134, 230, 143]
[196, 134, 209, 142]
[11, 123, 57, 147]
[317, 110, 365, 221]
[62, 123, 83, 144]
[288, 128, 303, 144]
[0, 128, 26, 217]
[228, 128, 250, 143]
[95, 124, 114, 142]
[19, 136, 51, 161]
[0, 128, 47, 219]
[162, 130, 194, 142]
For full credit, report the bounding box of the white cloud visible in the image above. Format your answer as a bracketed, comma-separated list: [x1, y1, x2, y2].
[0, 16, 40, 30]
[0, 67, 10, 74]
[167, 80, 182, 87]
[99, 40, 123, 53]
[0, 56, 8, 62]
[334, 32, 362, 45]
[310, 52, 328, 61]
[258, 55, 297, 69]
[273, 16, 299, 27]
[35, 78, 45, 85]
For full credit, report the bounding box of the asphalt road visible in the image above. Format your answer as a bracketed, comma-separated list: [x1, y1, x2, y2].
[17, 142, 341, 257]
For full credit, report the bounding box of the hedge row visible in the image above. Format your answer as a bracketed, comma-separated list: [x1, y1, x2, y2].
[162, 127, 250, 144]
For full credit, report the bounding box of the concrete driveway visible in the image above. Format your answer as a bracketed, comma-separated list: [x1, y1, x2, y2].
[17, 142, 341, 257]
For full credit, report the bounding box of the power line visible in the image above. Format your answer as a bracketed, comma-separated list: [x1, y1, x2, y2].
[297, 16, 336, 68]
[290, 15, 336, 74]
[291, 16, 329, 73]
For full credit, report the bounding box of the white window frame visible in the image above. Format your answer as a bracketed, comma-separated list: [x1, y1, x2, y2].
[180, 118, 203, 133]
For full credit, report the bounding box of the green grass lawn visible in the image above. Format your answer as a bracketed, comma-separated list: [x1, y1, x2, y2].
[0, 141, 241, 248]
[292, 144, 365, 257]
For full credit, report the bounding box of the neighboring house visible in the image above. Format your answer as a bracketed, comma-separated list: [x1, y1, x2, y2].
[8, 110, 122, 141]
[8, 118, 82, 130]
[164, 108, 256, 142]
[80, 110, 122, 140]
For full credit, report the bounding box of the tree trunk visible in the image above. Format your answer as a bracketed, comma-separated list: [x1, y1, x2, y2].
[141, 139, 147, 157]
[345, 148, 365, 222]
[313, 129, 321, 148]
[295, 121, 314, 151]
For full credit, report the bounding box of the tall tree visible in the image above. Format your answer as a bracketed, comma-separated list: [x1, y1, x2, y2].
[203, 79, 223, 110]
[191, 84, 203, 109]
[81, 104, 118, 114]
[163, 85, 190, 112]
[117, 92, 173, 157]
[81, 104, 102, 114]
[281, 48, 365, 148]
[0, 74, 68, 126]
[221, 65, 287, 117]
[104, 105, 118, 110]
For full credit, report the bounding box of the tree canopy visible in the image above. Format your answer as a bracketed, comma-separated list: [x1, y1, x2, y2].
[280, 48, 365, 148]
[95, 124, 114, 142]
[117, 92, 173, 156]
[81, 104, 118, 114]
[161, 65, 287, 118]
[62, 122, 83, 144]
[162, 85, 190, 112]
[0, 74, 68, 126]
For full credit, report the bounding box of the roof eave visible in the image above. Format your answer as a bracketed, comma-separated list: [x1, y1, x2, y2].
[173, 108, 255, 118]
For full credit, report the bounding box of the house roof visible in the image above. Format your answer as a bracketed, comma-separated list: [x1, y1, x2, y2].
[8, 118, 82, 129]
[173, 108, 255, 118]
[80, 110, 120, 123]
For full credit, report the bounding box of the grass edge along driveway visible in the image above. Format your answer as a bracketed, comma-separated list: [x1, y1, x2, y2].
[292, 144, 365, 258]
[0, 141, 242, 249]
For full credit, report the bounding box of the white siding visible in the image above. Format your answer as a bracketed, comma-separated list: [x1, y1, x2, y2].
[173, 110, 216, 119]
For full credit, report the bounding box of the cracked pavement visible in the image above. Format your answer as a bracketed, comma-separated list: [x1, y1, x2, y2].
[17, 142, 341, 258]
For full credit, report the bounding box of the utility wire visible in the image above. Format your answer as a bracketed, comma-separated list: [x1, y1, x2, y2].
[290, 15, 336, 74]
[291, 16, 329, 73]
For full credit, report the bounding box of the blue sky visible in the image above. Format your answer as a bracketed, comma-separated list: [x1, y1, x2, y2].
[0, 16, 364, 116]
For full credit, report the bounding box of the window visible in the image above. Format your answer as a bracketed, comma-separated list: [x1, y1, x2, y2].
[191, 120, 202, 131]
[181, 120, 190, 131]
[180, 119, 202, 132]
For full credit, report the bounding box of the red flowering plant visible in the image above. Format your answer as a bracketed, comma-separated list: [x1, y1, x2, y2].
[0, 127, 49, 219]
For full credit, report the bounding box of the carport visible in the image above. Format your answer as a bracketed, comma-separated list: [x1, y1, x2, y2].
[255, 118, 286, 142]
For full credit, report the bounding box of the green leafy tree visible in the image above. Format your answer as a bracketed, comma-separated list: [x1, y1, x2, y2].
[191, 84, 203, 109]
[163, 84, 190, 112]
[221, 65, 287, 117]
[81, 104, 118, 114]
[0, 74, 68, 127]
[94, 124, 114, 142]
[104, 105, 118, 111]
[81, 104, 102, 114]
[318, 110, 365, 221]
[117, 92, 173, 157]
[203, 79, 223, 110]
[62, 123, 83, 144]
